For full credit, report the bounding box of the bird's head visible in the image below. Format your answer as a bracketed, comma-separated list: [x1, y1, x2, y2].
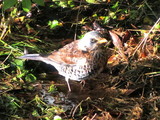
[78, 31, 107, 51]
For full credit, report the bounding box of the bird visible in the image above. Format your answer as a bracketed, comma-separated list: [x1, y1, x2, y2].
[19, 31, 108, 92]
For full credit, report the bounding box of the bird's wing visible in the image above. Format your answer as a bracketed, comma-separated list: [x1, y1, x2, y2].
[46, 40, 89, 65]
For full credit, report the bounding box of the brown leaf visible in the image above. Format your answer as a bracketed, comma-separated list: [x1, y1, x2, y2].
[109, 30, 123, 49]
[122, 30, 131, 43]
[107, 55, 119, 64]
[109, 31, 128, 61]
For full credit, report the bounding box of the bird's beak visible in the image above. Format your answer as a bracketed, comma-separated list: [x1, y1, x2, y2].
[97, 38, 107, 44]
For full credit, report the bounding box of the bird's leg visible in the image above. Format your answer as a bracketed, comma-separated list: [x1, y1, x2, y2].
[80, 80, 86, 88]
[65, 77, 71, 92]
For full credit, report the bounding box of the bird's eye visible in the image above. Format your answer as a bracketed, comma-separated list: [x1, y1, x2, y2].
[91, 39, 97, 43]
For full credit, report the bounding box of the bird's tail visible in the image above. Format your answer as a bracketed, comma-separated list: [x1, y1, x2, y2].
[18, 54, 45, 61]
[18, 54, 62, 71]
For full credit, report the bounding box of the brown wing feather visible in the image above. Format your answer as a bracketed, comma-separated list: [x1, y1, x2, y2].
[47, 40, 90, 64]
